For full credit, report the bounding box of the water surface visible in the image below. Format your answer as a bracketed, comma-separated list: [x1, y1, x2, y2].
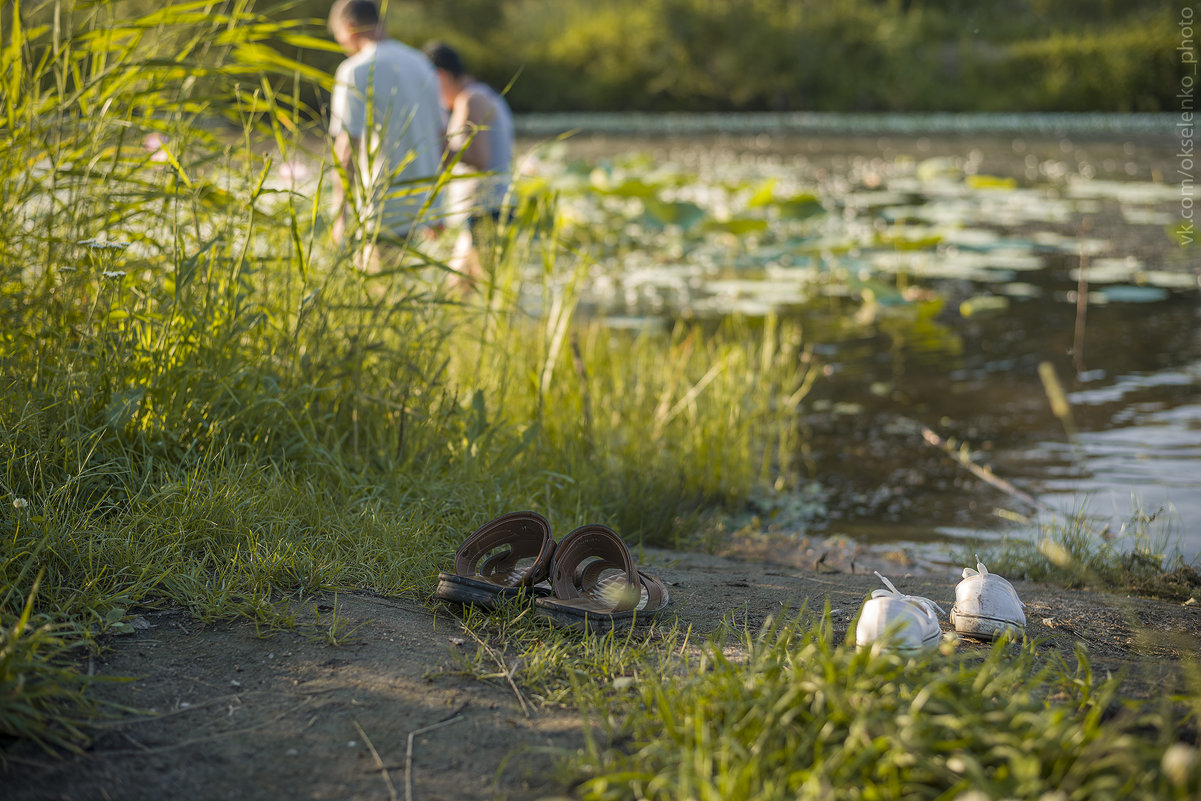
[515, 116, 1200, 561]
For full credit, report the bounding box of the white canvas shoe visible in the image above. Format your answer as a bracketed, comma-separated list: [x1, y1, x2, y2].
[949, 557, 1026, 641]
[855, 572, 946, 653]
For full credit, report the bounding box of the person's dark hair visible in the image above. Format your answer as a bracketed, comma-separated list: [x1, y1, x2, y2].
[423, 42, 466, 78]
[330, 0, 380, 32]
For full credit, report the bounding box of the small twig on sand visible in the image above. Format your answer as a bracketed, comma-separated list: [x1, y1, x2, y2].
[93, 698, 315, 756]
[118, 730, 150, 751]
[459, 623, 533, 719]
[918, 423, 1053, 514]
[405, 714, 463, 801]
[354, 720, 397, 801]
[94, 686, 340, 731]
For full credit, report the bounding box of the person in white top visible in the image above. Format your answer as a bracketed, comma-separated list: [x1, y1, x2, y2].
[423, 42, 515, 291]
[328, 0, 443, 250]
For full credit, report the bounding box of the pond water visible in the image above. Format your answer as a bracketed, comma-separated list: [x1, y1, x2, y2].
[514, 114, 1200, 562]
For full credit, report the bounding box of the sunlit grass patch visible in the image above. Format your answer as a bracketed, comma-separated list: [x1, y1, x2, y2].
[440, 599, 689, 712]
[978, 505, 1201, 603]
[571, 612, 1201, 801]
[445, 309, 815, 544]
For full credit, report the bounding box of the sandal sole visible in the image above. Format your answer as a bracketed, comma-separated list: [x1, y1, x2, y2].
[435, 574, 549, 609]
[532, 602, 655, 633]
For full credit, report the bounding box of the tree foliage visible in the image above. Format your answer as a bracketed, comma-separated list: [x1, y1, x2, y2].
[291, 0, 1187, 112]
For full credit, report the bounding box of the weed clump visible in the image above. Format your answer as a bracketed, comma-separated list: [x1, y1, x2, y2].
[979, 507, 1201, 602]
[574, 613, 1201, 801]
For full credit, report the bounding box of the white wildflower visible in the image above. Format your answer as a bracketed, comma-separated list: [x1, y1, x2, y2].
[102, 270, 127, 280]
[13, 498, 29, 509]
[78, 238, 131, 250]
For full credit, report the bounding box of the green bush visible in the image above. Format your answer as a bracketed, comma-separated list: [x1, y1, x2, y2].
[996, 20, 1183, 112]
[357, 0, 1183, 112]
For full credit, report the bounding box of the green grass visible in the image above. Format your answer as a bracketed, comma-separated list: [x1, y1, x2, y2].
[436, 604, 1201, 800]
[442, 597, 688, 710]
[977, 500, 1201, 604]
[0, 576, 123, 758]
[0, 0, 807, 754]
[570, 611, 1200, 801]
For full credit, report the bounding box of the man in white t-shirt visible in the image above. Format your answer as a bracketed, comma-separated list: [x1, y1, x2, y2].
[423, 42, 515, 290]
[328, 0, 443, 248]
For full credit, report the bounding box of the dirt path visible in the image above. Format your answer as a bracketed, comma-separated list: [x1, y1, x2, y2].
[6, 549, 1200, 801]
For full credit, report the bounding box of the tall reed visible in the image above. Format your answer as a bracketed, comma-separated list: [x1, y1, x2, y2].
[1, 0, 815, 752]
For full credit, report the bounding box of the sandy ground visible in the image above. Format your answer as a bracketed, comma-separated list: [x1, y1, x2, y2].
[5, 548, 1200, 801]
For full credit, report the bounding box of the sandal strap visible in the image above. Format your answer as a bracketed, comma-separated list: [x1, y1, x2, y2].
[551, 524, 640, 611]
[637, 570, 667, 613]
[453, 511, 555, 587]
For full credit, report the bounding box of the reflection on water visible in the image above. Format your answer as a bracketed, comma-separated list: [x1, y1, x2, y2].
[519, 123, 1201, 560]
[798, 293, 1201, 562]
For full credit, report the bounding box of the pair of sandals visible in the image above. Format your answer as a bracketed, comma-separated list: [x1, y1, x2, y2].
[435, 511, 670, 631]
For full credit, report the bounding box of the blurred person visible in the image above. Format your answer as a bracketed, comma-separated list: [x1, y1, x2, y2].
[328, 0, 443, 258]
[423, 41, 514, 290]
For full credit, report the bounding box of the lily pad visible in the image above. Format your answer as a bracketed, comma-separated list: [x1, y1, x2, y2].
[1121, 207, 1173, 225]
[591, 170, 658, 198]
[999, 282, 1043, 298]
[1141, 270, 1198, 290]
[959, 295, 1010, 317]
[916, 157, 962, 182]
[747, 178, 778, 208]
[966, 174, 1019, 190]
[644, 199, 706, 229]
[1097, 285, 1171, 303]
[1071, 258, 1138, 284]
[984, 251, 1044, 272]
[706, 217, 769, 235]
[941, 228, 1004, 249]
[843, 191, 913, 209]
[845, 275, 909, 306]
[1066, 179, 1179, 204]
[775, 193, 825, 221]
[878, 204, 928, 224]
[877, 225, 944, 250]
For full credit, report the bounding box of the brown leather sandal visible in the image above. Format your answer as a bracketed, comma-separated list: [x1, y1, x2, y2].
[534, 524, 669, 632]
[435, 511, 555, 608]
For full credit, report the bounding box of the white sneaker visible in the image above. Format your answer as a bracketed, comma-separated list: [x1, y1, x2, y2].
[949, 557, 1026, 641]
[855, 572, 946, 653]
